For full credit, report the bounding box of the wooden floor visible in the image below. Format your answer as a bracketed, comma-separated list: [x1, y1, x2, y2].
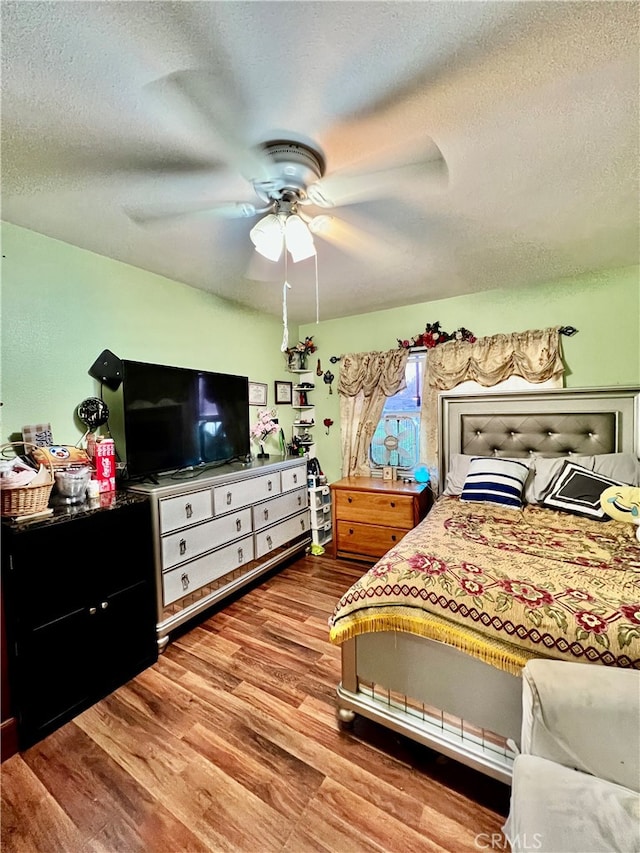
[1, 554, 510, 852]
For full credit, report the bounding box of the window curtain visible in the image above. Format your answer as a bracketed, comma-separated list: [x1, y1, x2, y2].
[338, 348, 409, 477]
[419, 326, 565, 474]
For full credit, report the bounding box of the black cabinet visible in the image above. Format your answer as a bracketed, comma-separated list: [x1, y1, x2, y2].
[2, 494, 158, 749]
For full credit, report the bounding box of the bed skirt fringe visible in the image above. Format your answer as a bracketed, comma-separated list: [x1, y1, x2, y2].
[329, 607, 539, 676]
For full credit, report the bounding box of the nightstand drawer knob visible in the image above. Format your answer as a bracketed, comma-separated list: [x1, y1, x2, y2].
[348, 497, 353, 503]
[390, 501, 396, 508]
[349, 528, 354, 535]
[391, 534, 397, 542]
[101, 601, 109, 610]
[89, 606, 97, 616]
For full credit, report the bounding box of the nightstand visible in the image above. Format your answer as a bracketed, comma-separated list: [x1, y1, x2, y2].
[330, 476, 433, 562]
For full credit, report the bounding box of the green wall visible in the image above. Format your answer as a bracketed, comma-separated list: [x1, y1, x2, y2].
[0, 222, 297, 456]
[300, 267, 640, 483]
[2, 222, 637, 485]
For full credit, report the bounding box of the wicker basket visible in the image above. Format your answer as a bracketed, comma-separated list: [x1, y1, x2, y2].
[0, 442, 55, 517]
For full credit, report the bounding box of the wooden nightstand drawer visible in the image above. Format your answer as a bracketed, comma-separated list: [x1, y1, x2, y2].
[336, 520, 408, 560]
[335, 490, 414, 528]
[330, 476, 432, 563]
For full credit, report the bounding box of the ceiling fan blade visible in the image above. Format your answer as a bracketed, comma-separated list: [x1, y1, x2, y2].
[125, 200, 262, 226]
[306, 213, 399, 263]
[145, 70, 273, 183]
[306, 140, 448, 208]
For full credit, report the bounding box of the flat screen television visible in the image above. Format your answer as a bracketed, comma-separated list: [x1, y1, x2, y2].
[121, 360, 250, 479]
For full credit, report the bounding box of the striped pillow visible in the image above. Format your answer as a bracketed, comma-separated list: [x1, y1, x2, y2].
[461, 457, 530, 509]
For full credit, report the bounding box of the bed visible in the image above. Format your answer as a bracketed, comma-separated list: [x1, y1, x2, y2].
[329, 387, 640, 783]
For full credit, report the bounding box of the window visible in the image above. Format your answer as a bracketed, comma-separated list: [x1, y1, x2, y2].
[369, 351, 425, 471]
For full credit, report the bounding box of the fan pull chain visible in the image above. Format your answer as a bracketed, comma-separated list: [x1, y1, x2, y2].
[280, 250, 291, 353]
[315, 253, 320, 325]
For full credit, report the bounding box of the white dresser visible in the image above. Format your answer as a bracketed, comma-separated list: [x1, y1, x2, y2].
[128, 457, 310, 650]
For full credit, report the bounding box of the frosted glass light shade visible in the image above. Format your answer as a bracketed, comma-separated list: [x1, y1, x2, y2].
[250, 214, 284, 262]
[285, 214, 316, 262]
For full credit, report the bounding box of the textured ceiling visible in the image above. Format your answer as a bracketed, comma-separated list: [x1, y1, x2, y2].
[2, 1, 639, 323]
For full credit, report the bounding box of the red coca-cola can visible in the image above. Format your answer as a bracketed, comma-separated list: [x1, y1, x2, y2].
[95, 437, 116, 493]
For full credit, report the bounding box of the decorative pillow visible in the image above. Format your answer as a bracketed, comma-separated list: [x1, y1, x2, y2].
[446, 453, 532, 497]
[529, 452, 639, 504]
[600, 485, 640, 542]
[527, 454, 594, 504]
[542, 461, 625, 521]
[460, 457, 530, 509]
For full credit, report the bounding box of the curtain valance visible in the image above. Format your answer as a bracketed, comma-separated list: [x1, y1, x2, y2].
[426, 326, 565, 390]
[338, 348, 409, 398]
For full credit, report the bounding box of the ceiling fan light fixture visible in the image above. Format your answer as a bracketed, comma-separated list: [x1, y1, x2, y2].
[250, 213, 284, 262]
[285, 214, 316, 262]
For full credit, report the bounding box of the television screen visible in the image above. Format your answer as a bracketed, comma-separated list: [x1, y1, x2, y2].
[121, 360, 250, 478]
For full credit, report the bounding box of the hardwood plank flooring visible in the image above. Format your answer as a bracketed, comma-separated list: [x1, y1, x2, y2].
[1, 554, 510, 852]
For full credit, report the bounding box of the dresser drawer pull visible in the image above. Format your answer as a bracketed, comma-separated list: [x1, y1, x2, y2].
[349, 528, 354, 535]
[266, 534, 273, 550]
[236, 518, 242, 531]
[185, 502, 193, 519]
[348, 497, 353, 503]
[264, 508, 269, 521]
[226, 491, 233, 505]
[293, 473, 298, 483]
[297, 495, 302, 505]
[390, 501, 396, 508]
[238, 547, 244, 562]
[179, 538, 187, 556]
[391, 534, 397, 542]
[268, 479, 273, 492]
[181, 572, 190, 591]
[300, 518, 305, 530]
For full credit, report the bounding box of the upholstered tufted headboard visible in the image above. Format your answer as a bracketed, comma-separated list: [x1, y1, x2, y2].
[438, 387, 639, 494]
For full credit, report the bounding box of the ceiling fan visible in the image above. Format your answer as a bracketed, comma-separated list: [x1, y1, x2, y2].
[124, 71, 449, 260]
[124, 69, 448, 341]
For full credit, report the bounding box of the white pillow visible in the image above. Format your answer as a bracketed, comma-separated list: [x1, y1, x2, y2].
[587, 453, 640, 486]
[460, 457, 530, 510]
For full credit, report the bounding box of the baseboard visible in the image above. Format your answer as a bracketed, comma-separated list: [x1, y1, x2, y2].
[1, 716, 19, 762]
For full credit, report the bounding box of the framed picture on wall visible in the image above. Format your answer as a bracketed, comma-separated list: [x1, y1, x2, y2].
[274, 380, 293, 405]
[248, 381, 268, 406]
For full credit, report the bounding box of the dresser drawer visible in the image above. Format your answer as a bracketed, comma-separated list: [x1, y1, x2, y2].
[280, 464, 307, 493]
[254, 511, 310, 559]
[160, 489, 213, 533]
[162, 508, 252, 569]
[253, 487, 307, 531]
[336, 520, 408, 560]
[163, 535, 254, 605]
[213, 472, 280, 514]
[335, 490, 414, 528]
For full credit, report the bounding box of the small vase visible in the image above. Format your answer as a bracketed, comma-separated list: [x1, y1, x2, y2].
[297, 352, 308, 371]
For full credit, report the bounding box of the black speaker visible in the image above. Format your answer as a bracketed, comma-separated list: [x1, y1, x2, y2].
[88, 349, 123, 391]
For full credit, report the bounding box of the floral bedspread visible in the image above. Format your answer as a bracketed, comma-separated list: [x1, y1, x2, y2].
[329, 496, 640, 673]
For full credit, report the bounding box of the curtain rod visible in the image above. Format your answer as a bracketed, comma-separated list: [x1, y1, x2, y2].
[329, 326, 578, 363]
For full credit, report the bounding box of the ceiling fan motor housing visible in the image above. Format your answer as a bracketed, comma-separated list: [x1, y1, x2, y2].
[253, 141, 326, 203]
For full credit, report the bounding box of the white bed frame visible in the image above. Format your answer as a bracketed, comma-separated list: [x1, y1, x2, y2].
[335, 386, 640, 783]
